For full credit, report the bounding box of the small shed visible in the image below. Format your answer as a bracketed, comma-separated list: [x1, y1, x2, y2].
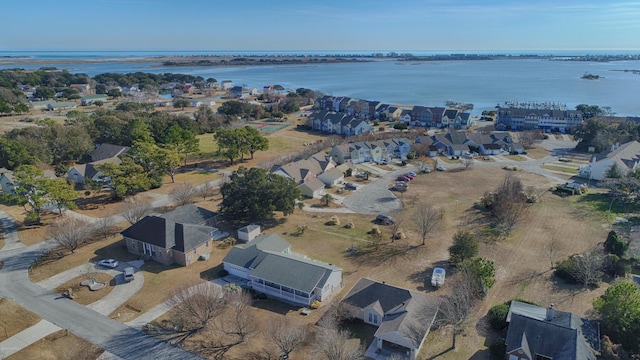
[238, 224, 261, 243]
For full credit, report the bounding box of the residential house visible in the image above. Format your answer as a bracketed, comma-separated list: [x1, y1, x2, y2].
[508, 143, 525, 154]
[479, 143, 502, 155]
[29, 100, 77, 111]
[91, 144, 128, 162]
[66, 157, 122, 185]
[368, 101, 381, 119]
[411, 106, 434, 127]
[376, 104, 390, 119]
[81, 94, 108, 106]
[298, 177, 326, 198]
[222, 234, 343, 306]
[392, 138, 413, 159]
[353, 99, 370, 119]
[497, 107, 583, 133]
[122, 205, 222, 266]
[230, 86, 251, 98]
[505, 301, 600, 360]
[237, 224, 261, 243]
[580, 141, 640, 181]
[339, 278, 438, 360]
[384, 106, 403, 121]
[317, 168, 344, 187]
[430, 107, 446, 128]
[338, 97, 353, 114]
[271, 160, 317, 185]
[324, 112, 348, 134]
[220, 80, 234, 90]
[0, 170, 16, 194]
[69, 83, 90, 94]
[449, 144, 470, 156]
[308, 110, 330, 130]
[1, 169, 56, 195]
[398, 109, 412, 124]
[329, 143, 370, 164]
[343, 118, 373, 136]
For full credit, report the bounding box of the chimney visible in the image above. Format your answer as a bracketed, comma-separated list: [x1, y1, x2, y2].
[546, 304, 555, 321]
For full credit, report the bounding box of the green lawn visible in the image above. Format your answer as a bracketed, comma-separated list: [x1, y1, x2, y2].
[197, 133, 218, 157]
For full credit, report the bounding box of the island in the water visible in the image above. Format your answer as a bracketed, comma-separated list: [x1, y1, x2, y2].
[581, 72, 601, 80]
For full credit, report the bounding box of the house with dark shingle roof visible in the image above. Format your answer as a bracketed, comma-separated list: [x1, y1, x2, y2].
[90, 143, 128, 162]
[223, 234, 343, 306]
[339, 278, 438, 360]
[122, 204, 222, 266]
[505, 301, 600, 360]
[66, 156, 122, 185]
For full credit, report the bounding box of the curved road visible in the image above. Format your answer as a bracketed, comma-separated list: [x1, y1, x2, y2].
[0, 234, 202, 360]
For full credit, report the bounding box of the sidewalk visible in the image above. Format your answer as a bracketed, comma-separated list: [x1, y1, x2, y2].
[0, 320, 61, 358]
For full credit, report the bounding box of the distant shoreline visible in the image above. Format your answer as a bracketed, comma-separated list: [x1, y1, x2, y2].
[2, 53, 640, 68]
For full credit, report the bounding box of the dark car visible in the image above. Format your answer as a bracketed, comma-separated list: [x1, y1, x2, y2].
[376, 214, 396, 225]
[344, 182, 357, 190]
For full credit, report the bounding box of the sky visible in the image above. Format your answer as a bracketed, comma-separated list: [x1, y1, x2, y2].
[1, 0, 639, 51]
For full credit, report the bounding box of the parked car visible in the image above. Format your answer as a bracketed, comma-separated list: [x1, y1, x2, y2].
[123, 267, 135, 282]
[436, 165, 446, 171]
[98, 259, 118, 268]
[397, 175, 411, 182]
[431, 267, 446, 287]
[423, 167, 431, 173]
[376, 214, 396, 225]
[403, 173, 415, 180]
[406, 171, 417, 177]
[355, 172, 367, 178]
[344, 182, 357, 190]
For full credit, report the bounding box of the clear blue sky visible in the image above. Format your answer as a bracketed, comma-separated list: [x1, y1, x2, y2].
[1, 0, 638, 51]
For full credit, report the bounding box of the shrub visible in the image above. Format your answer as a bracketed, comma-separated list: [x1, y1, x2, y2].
[487, 303, 510, 331]
[554, 257, 579, 284]
[489, 339, 506, 358]
[604, 230, 628, 257]
[310, 300, 321, 309]
[603, 254, 631, 277]
[326, 215, 340, 226]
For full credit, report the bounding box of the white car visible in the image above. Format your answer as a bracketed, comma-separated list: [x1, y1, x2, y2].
[98, 259, 119, 268]
[436, 165, 446, 171]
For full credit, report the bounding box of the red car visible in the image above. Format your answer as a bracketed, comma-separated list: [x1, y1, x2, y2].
[397, 175, 411, 182]
[403, 173, 415, 180]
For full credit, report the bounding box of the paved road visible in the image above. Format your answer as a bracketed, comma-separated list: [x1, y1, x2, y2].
[342, 166, 412, 215]
[0, 233, 202, 360]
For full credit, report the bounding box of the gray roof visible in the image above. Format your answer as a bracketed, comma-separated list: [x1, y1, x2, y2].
[120, 205, 218, 252]
[299, 177, 325, 191]
[505, 301, 600, 360]
[91, 143, 128, 162]
[85, 156, 122, 179]
[341, 278, 437, 349]
[223, 234, 340, 294]
[238, 224, 260, 234]
[162, 204, 218, 225]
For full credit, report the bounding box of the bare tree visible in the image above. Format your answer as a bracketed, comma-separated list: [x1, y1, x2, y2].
[145, 282, 226, 344]
[268, 317, 308, 360]
[487, 173, 527, 237]
[198, 291, 256, 359]
[461, 157, 474, 170]
[412, 202, 444, 246]
[92, 216, 117, 242]
[430, 271, 479, 349]
[570, 252, 603, 288]
[314, 316, 365, 360]
[169, 182, 197, 207]
[121, 196, 152, 225]
[48, 217, 91, 253]
[197, 181, 218, 201]
[547, 236, 562, 269]
[517, 130, 544, 149]
[390, 215, 404, 241]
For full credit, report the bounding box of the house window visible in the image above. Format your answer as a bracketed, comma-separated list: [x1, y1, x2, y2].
[368, 312, 378, 324]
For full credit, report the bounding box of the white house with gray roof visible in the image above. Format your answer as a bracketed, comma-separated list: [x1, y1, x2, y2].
[222, 234, 343, 306]
[579, 141, 640, 181]
[339, 278, 438, 360]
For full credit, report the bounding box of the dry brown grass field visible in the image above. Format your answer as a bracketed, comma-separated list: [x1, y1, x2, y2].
[6, 330, 103, 360]
[0, 298, 41, 340]
[53, 272, 115, 306]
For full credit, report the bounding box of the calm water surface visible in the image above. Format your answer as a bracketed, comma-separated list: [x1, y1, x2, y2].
[2, 52, 639, 116]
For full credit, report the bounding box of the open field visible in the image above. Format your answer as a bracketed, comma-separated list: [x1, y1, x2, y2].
[0, 205, 59, 246]
[0, 298, 41, 341]
[6, 330, 103, 360]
